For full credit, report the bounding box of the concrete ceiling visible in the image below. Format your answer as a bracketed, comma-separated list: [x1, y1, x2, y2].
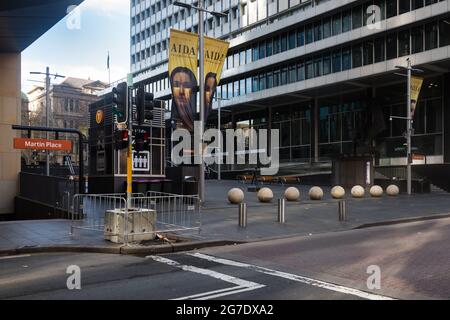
[0, 0, 84, 52]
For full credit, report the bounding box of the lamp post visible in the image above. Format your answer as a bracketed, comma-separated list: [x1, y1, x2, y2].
[393, 58, 423, 195]
[30, 68, 64, 176]
[215, 97, 231, 181]
[173, 1, 227, 203]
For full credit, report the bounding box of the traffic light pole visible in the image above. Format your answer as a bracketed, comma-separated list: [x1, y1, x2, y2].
[406, 60, 412, 196]
[198, 0, 205, 203]
[127, 86, 133, 209]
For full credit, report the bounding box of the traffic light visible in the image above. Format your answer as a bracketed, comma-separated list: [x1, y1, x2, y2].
[136, 86, 154, 125]
[112, 82, 127, 122]
[114, 129, 128, 150]
[134, 131, 150, 152]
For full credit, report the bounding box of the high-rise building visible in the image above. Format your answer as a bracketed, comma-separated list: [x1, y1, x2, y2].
[131, 0, 450, 173]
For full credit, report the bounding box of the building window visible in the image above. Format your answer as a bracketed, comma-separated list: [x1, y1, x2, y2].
[297, 27, 305, 47]
[352, 6, 362, 29]
[439, 19, 450, 47]
[297, 62, 305, 81]
[386, 33, 397, 59]
[288, 31, 296, 50]
[352, 44, 363, 68]
[363, 41, 374, 65]
[386, 0, 397, 18]
[332, 51, 342, 72]
[342, 10, 351, 33]
[332, 13, 341, 36]
[266, 39, 273, 57]
[305, 25, 313, 44]
[425, 22, 438, 50]
[281, 33, 288, 52]
[398, 30, 410, 57]
[342, 48, 351, 70]
[305, 59, 314, 79]
[273, 35, 281, 54]
[314, 22, 322, 41]
[259, 41, 266, 59]
[323, 17, 331, 39]
[374, 37, 385, 62]
[399, 0, 411, 14]
[323, 54, 331, 75]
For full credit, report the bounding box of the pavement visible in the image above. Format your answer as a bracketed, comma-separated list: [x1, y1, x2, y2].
[1, 180, 450, 254]
[1, 217, 449, 299]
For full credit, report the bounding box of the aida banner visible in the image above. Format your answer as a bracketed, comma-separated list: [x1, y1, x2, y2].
[169, 29, 199, 132]
[203, 36, 229, 121]
[411, 76, 424, 118]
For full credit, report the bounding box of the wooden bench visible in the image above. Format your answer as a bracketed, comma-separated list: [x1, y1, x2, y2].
[278, 176, 301, 185]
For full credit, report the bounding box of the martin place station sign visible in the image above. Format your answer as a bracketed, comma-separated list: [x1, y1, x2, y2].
[13, 138, 72, 151]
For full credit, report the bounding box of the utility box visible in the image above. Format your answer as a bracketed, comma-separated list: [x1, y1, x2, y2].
[104, 208, 156, 243]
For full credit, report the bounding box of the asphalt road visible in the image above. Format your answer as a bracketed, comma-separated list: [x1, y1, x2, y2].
[1, 218, 449, 300]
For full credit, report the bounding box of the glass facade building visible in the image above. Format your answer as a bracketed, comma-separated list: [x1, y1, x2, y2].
[131, 0, 450, 167]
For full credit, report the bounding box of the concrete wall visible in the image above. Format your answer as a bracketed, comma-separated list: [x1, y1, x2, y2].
[0, 53, 21, 215]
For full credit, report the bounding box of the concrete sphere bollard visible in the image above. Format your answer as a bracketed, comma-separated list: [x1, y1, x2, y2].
[284, 187, 300, 201]
[370, 185, 384, 197]
[386, 184, 400, 196]
[309, 186, 324, 200]
[227, 188, 244, 204]
[257, 187, 274, 203]
[351, 185, 365, 198]
[331, 186, 346, 199]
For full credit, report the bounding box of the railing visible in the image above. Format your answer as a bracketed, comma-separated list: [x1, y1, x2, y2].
[70, 191, 201, 244]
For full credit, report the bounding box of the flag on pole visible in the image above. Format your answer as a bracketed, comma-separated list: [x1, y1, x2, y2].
[107, 51, 110, 69]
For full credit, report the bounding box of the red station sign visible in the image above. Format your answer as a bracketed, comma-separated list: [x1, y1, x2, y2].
[13, 138, 72, 151]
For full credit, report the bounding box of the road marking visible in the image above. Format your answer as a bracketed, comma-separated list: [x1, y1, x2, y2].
[187, 253, 395, 300]
[0, 254, 31, 261]
[147, 255, 265, 300]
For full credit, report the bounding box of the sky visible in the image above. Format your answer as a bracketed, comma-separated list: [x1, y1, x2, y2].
[22, 0, 130, 93]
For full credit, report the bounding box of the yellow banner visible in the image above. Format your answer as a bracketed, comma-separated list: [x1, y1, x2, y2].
[169, 29, 199, 132]
[203, 36, 229, 120]
[410, 76, 424, 117]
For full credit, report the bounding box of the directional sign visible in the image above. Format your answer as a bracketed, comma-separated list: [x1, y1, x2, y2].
[14, 138, 72, 151]
[132, 151, 150, 172]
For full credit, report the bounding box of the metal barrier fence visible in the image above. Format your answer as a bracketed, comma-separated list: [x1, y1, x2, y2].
[70, 191, 201, 244]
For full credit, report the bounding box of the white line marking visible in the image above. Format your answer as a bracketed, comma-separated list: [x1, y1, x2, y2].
[187, 253, 395, 300]
[196, 285, 266, 300]
[173, 286, 243, 300]
[0, 254, 31, 261]
[147, 255, 265, 300]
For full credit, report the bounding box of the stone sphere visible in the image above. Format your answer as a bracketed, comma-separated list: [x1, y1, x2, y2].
[309, 186, 324, 200]
[386, 184, 400, 196]
[331, 186, 346, 199]
[227, 188, 244, 204]
[257, 187, 273, 203]
[370, 185, 384, 197]
[351, 185, 365, 198]
[284, 187, 300, 201]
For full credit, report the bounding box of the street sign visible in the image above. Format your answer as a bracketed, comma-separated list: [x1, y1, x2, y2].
[132, 151, 150, 172]
[14, 138, 72, 151]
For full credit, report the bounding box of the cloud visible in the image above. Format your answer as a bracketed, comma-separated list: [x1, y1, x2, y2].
[79, 0, 130, 17]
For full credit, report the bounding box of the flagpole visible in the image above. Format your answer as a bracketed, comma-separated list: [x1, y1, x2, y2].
[107, 51, 111, 85]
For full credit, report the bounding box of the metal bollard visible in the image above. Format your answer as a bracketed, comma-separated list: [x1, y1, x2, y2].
[238, 203, 247, 228]
[338, 200, 346, 221]
[277, 198, 285, 224]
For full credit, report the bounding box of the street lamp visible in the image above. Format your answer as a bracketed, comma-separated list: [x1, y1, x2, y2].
[215, 97, 231, 181]
[173, 0, 227, 203]
[394, 58, 423, 195]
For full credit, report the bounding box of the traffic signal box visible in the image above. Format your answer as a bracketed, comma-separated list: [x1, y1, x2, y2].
[88, 83, 166, 194]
